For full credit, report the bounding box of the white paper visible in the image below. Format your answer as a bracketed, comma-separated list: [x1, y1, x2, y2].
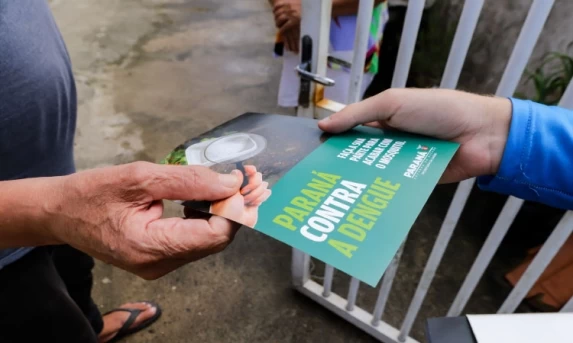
[467, 313, 573, 343]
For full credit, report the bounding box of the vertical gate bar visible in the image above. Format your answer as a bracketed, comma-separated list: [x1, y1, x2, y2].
[439, 0, 485, 89]
[447, 197, 524, 317]
[293, 0, 331, 291]
[297, 0, 333, 118]
[498, 211, 573, 314]
[495, 0, 555, 97]
[292, 249, 311, 287]
[323, 265, 335, 297]
[346, 0, 374, 104]
[398, 178, 475, 341]
[390, 0, 425, 88]
[560, 296, 573, 313]
[339, 0, 374, 312]
[559, 78, 573, 110]
[346, 277, 361, 311]
[367, 3, 426, 326]
[371, 242, 405, 326]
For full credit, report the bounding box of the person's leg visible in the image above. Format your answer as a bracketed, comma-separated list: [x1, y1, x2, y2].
[0, 247, 98, 343]
[51, 245, 160, 342]
[277, 50, 301, 108]
[52, 245, 104, 333]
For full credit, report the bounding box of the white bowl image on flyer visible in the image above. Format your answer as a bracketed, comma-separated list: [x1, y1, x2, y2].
[184, 132, 267, 167]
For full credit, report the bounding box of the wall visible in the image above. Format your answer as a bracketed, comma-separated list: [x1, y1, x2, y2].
[445, 0, 573, 95]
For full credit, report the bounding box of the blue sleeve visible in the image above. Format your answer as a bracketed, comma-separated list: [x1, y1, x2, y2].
[477, 98, 573, 210]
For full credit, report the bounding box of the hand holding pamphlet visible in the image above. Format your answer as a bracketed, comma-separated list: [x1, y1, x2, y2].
[161, 112, 459, 286]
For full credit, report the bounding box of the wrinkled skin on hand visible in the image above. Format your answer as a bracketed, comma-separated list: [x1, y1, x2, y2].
[47, 162, 244, 280]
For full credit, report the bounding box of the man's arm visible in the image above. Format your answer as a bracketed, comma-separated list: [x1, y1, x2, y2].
[477, 98, 573, 210]
[0, 162, 243, 279]
[0, 177, 64, 248]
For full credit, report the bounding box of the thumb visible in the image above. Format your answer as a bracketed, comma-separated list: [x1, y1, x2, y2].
[318, 90, 402, 133]
[143, 164, 243, 201]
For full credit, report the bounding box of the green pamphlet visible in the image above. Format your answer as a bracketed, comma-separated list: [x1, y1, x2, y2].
[161, 113, 459, 286]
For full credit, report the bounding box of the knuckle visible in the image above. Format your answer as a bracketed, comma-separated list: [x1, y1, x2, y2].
[125, 161, 154, 184]
[185, 167, 201, 189]
[382, 88, 404, 110]
[183, 166, 214, 193]
[381, 89, 405, 122]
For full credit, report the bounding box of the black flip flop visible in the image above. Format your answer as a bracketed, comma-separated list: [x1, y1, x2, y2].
[103, 301, 162, 343]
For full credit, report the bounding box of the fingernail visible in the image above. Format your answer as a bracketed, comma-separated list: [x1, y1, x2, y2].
[219, 171, 240, 187]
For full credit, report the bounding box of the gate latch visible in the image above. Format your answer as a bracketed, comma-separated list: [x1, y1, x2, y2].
[296, 62, 335, 86]
[297, 35, 335, 108]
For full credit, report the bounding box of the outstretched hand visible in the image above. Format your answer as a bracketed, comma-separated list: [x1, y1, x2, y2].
[318, 88, 512, 183]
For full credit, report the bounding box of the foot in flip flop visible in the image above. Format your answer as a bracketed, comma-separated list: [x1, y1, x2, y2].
[98, 301, 162, 343]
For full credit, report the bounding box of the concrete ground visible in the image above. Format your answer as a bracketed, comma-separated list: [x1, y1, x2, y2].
[48, 0, 562, 342]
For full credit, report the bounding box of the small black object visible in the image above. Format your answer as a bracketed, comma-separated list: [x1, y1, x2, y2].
[236, 161, 249, 189]
[425, 316, 478, 343]
[298, 35, 312, 108]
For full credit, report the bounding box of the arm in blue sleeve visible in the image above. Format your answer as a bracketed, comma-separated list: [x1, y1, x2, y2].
[477, 98, 573, 210]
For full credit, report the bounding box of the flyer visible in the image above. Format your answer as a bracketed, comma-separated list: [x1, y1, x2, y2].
[160, 112, 459, 286]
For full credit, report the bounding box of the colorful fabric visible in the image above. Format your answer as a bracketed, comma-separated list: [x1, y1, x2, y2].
[274, 1, 389, 76]
[327, 1, 388, 74]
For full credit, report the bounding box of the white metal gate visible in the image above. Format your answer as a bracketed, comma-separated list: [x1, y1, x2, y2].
[292, 0, 573, 342]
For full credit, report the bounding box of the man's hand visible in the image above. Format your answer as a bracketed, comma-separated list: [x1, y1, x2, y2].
[281, 27, 300, 54]
[273, 0, 301, 53]
[8, 162, 244, 280]
[318, 88, 512, 183]
[273, 0, 301, 31]
[271, 0, 382, 53]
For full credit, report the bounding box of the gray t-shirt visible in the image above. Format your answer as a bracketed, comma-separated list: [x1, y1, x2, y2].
[0, 1, 76, 269]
